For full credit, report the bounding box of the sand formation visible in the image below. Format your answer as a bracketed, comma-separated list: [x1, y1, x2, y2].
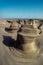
[6, 19, 41, 58]
[17, 23, 40, 58]
[0, 19, 43, 65]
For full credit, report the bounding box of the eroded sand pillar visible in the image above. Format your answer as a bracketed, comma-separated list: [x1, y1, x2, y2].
[17, 25, 40, 58]
[9, 21, 19, 40]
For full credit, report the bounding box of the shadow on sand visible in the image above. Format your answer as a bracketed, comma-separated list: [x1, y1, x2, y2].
[5, 28, 12, 33]
[2, 35, 24, 51]
[3, 36, 15, 47]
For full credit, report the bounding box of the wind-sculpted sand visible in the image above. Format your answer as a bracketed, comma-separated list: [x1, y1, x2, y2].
[0, 19, 43, 65]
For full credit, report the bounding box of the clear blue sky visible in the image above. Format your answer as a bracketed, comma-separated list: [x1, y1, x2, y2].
[0, 0, 43, 19]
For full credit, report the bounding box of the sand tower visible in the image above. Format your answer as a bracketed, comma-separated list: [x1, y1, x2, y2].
[17, 22, 40, 58]
[9, 20, 19, 40]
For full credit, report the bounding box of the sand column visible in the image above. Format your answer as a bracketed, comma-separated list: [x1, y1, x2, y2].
[17, 25, 40, 58]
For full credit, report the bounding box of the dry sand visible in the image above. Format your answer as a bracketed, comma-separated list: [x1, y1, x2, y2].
[0, 21, 43, 65]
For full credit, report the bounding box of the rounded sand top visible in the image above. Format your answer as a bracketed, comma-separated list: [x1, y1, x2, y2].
[11, 21, 18, 27]
[18, 24, 40, 37]
[10, 21, 19, 30]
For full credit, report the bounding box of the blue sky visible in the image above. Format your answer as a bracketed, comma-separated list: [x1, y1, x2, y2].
[0, 0, 43, 19]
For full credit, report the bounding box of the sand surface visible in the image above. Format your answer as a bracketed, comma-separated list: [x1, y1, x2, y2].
[0, 22, 43, 65]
